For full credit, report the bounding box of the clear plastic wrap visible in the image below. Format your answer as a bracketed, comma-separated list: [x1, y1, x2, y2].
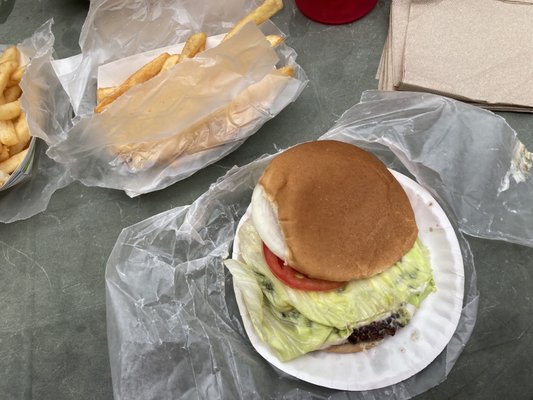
[326, 91, 533, 246]
[0, 21, 73, 223]
[106, 90, 533, 398]
[47, 0, 307, 197]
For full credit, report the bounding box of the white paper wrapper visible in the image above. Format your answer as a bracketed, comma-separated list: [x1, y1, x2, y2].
[0, 21, 73, 223]
[46, 0, 307, 197]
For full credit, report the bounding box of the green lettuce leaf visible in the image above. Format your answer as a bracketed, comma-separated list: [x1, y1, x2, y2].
[225, 219, 435, 361]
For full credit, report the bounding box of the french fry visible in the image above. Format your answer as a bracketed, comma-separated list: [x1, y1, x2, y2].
[0, 60, 18, 93]
[265, 35, 284, 47]
[178, 32, 207, 62]
[160, 54, 181, 72]
[6, 79, 19, 88]
[160, 33, 207, 73]
[0, 119, 18, 146]
[4, 85, 21, 103]
[0, 46, 19, 64]
[0, 45, 30, 186]
[9, 113, 30, 154]
[96, 87, 116, 104]
[10, 65, 25, 83]
[0, 100, 21, 120]
[0, 145, 8, 162]
[0, 148, 27, 175]
[8, 140, 25, 156]
[223, 0, 284, 42]
[276, 65, 294, 77]
[14, 113, 30, 143]
[94, 52, 171, 113]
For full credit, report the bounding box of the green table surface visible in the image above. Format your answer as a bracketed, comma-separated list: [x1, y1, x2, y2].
[1, 1, 532, 399]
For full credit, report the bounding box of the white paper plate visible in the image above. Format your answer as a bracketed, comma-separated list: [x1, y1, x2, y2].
[231, 170, 465, 391]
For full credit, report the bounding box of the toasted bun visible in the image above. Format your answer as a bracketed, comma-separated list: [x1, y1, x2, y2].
[323, 341, 380, 354]
[258, 140, 418, 281]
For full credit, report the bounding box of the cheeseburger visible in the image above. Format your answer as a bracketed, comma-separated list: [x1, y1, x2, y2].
[225, 140, 435, 361]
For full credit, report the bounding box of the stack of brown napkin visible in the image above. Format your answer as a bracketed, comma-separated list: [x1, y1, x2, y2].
[377, 0, 533, 112]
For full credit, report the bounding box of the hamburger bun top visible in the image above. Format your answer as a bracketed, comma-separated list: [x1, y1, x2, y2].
[258, 140, 418, 282]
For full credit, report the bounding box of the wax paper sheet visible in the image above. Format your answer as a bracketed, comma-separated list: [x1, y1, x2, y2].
[0, 21, 72, 223]
[108, 90, 533, 398]
[46, 0, 306, 197]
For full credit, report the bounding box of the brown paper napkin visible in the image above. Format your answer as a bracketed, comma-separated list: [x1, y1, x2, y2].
[378, 0, 533, 112]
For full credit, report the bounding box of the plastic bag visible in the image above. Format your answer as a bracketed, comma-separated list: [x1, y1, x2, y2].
[47, 0, 307, 197]
[0, 21, 73, 223]
[105, 90, 533, 398]
[326, 90, 533, 246]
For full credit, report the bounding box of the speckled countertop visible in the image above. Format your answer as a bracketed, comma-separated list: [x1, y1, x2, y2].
[1, 0, 532, 399]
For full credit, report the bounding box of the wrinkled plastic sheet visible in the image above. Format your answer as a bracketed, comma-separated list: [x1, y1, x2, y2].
[106, 91, 533, 399]
[46, 0, 307, 197]
[0, 21, 72, 223]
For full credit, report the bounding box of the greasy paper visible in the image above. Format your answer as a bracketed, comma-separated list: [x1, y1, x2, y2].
[96, 34, 223, 88]
[48, 23, 305, 196]
[61, 0, 262, 117]
[46, 0, 307, 197]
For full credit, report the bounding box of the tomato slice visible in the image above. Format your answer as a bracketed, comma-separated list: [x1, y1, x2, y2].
[262, 243, 346, 291]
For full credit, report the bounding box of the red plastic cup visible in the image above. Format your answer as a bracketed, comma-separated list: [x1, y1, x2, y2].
[295, 0, 378, 25]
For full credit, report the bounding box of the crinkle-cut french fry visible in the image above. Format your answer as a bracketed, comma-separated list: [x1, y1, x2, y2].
[94, 52, 171, 114]
[178, 33, 207, 62]
[276, 65, 294, 77]
[160, 54, 181, 72]
[0, 148, 27, 174]
[4, 85, 21, 103]
[0, 46, 19, 64]
[266, 35, 284, 47]
[97, 87, 116, 104]
[0, 144, 8, 162]
[223, 0, 284, 42]
[0, 61, 18, 93]
[0, 100, 21, 120]
[10, 65, 25, 82]
[0, 119, 18, 146]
